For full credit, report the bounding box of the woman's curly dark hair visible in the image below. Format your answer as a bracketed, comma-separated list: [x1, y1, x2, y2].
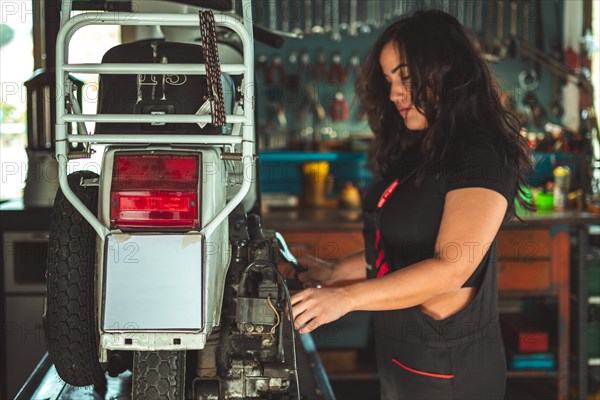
[355, 10, 535, 219]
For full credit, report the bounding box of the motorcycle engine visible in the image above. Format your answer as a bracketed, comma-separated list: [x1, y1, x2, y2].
[193, 209, 298, 399]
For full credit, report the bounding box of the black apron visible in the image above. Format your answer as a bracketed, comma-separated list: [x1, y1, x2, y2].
[363, 178, 507, 400]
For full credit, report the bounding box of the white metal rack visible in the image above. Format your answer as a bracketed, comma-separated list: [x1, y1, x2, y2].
[54, 1, 256, 239]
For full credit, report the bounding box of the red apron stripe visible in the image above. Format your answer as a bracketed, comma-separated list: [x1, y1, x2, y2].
[377, 262, 389, 277]
[391, 359, 455, 379]
[373, 178, 403, 278]
[376, 250, 385, 268]
[377, 179, 399, 208]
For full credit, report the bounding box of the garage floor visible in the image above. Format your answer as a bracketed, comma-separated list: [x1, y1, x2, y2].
[330, 379, 558, 400]
[52, 376, 560, 399]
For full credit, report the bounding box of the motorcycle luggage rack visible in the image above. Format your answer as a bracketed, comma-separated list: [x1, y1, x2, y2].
[55, 1, 256, 239]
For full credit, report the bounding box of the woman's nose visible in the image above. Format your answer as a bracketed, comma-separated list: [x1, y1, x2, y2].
[389, 81, 407, 103]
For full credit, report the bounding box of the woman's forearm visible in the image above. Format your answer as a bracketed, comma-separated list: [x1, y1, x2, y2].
[333, 250, 367, 282]
[343, 258, 464, 311]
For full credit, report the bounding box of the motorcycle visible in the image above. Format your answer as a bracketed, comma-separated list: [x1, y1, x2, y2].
[43, 1, 327, 398]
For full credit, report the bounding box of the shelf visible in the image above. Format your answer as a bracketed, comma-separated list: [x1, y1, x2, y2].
[328, 370, 560, 380]
[499, 290, 557, 298]
[507, 370, 558, 378]
[497, 257, 552, 262]
[327, 370, 379, 382]
[323, 361, 563, 382]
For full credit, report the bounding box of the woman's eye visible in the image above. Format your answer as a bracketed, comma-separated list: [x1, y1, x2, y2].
[401, 75, 411, 81]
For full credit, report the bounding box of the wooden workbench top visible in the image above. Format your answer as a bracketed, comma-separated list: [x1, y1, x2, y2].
[262, 207, 598, 231]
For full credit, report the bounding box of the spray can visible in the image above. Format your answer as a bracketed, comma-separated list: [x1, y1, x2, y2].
[553, 166, 571, 211]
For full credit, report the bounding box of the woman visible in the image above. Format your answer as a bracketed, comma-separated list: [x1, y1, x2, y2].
[290, 10, 534, 400]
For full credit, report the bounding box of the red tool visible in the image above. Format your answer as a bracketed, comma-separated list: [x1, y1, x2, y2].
[266, 53, 286, 85]
[313, 48, 328, 81]
[328, 52, 347, 84]
[331, 91, 348, 121]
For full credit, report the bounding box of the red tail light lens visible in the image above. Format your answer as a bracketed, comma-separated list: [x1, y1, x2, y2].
[110, 154, 200, 230]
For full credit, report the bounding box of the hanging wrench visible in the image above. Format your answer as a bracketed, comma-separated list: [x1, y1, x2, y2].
[348, 0, 358, 36]
[304, 0, 313, 35]
[281, 0, 289, 32]
[330, 0, 342, 41]
[312, 0, 325, 34]
[268, 0, 277, 32]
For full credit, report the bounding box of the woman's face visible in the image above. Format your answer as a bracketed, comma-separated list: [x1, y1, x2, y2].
[379, 41, 428, 131]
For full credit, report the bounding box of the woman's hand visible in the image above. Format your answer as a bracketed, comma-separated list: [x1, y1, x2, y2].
[290, 287, 353, 334]
[295, 255, 337, 287]
[294, 251, 368, 288]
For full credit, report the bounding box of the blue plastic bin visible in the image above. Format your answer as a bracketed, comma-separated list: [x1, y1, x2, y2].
[259, 151, 373, 195]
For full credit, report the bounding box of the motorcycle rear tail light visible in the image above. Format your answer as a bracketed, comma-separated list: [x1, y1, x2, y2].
[110, 154, 200, 230]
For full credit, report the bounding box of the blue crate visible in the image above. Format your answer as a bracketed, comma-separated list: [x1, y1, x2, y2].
[510, 353, 556, 370]
[259, 151, 373, 195]
[526, 152, 580, 187]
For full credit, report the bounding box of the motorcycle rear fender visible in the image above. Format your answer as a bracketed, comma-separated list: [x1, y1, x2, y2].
[96, 146, 231, 354]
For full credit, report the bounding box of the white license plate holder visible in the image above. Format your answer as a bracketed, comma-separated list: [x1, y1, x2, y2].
[102, 233, 203, 331]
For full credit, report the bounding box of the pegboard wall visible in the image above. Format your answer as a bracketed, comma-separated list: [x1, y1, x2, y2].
[252, 0, 568, 150]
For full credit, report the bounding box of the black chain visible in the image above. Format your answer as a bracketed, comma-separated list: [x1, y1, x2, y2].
[199, 10, 226, 127]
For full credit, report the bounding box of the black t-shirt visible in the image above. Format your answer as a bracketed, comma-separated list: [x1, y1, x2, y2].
[362, 135, 517, 288]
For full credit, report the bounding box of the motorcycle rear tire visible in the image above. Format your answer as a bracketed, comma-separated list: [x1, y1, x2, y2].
[132, 350, 186, 400]
[44, 170, 106, 387]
